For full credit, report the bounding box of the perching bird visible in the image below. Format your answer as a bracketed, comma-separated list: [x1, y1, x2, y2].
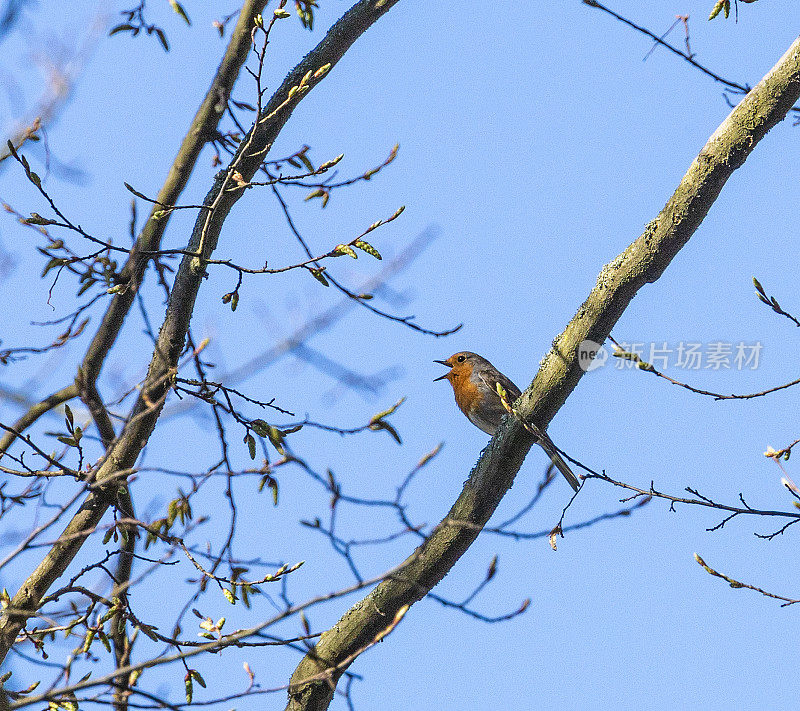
[434, 351, 580, 491]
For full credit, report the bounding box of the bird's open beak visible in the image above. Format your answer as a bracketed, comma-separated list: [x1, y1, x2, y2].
[433, 360, 451, 381]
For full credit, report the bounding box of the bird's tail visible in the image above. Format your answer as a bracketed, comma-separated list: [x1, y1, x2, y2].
[532, 428, 581, 492]
[495, 390, 581, 492]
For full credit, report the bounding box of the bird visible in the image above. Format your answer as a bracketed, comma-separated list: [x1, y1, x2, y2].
[434, 351, 581, 491]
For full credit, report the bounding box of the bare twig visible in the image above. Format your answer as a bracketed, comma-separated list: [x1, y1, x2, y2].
[694, 553, 800, 606]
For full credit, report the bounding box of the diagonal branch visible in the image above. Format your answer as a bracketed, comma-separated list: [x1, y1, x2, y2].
[0, 0, 272, 458]
[583, 0, 750, 93]
[0, 0, 404, 664]
[284, 35, 800, 711]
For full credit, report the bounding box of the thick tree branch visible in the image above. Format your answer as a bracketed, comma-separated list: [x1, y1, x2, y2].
[0, 0, 271, 456]
[284, 35, 800, 711]
[0, 0, 402, 666]
[0, 0, 270, 664]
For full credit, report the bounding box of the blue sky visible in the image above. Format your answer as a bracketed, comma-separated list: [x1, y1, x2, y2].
[2, 1, 800, 709]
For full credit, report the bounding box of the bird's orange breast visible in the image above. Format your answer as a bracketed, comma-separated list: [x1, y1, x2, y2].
[447, 369, 484, 417]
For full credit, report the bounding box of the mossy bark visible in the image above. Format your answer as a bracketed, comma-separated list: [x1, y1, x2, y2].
[284, 35, 800, 711]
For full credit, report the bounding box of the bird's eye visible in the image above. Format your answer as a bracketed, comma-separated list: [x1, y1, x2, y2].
[456, 355, 466, 363]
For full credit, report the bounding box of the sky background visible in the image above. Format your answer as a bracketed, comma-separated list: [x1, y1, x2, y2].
[2, 1, 800, 709]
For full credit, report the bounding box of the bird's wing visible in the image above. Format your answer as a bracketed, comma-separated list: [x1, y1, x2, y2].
[476, 368, 521, 403]
[476, 368, 581, 492]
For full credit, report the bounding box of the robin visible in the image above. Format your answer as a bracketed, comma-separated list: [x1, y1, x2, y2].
[434, 351, 581, 491]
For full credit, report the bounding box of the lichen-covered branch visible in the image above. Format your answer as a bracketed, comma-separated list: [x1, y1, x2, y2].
[0, 0, 402, 664]
[0, 0, 271, 458]
[284, 35, 800, 711]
